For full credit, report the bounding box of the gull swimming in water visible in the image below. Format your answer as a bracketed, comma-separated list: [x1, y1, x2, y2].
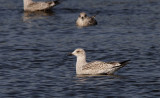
[23, 0, 59, 12]
[76, 12, 97, 27]
[69, 48, 130, 75]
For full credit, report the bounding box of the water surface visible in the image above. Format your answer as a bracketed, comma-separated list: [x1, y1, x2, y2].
[0, 0, 160, 97]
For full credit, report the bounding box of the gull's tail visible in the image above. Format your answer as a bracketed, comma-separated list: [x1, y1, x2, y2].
[92, 11, 100, 18]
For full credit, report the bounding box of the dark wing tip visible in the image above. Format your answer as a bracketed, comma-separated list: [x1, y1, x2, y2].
[54, 0, 60, 5]
[120, 60, 130, 65]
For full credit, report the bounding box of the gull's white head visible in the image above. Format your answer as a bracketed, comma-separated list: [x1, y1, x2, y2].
[79, 12, 87, 20]
[71, 48, 86, 57]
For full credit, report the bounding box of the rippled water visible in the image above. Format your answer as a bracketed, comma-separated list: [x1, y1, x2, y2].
[0, 0, 160, 97]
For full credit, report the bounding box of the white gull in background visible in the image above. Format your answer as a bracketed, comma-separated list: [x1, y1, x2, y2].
[69, 48, 130, 75]
[76, 12, 97, 27]
[23, 0, 59, 12]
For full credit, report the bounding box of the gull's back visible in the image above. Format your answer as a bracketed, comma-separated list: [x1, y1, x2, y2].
[28, 2, 51, 11]
[86, 16, 97, 26]
[24, 0, 58, 12]
[80, 61, 127, 75]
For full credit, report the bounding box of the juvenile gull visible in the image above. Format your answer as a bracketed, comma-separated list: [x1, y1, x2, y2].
[69, 48, 130, 75]
[23, 0, 59, 12]
[76, 12, 97, 27]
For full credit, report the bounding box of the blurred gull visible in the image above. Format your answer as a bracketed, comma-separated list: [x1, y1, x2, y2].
[23, 0, 59, 12]
[69, 48, 130, 75]
[76, 12, 97, 27]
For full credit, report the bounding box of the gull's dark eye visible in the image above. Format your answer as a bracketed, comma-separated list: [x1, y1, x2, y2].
[77, 51, 80, 53]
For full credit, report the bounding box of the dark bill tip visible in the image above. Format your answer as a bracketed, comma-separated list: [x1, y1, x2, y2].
[68, 53, 73, 56]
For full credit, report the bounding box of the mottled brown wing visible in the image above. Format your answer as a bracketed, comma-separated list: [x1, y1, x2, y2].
[82, 61, 105, 70]
[88, 17, 97, 25]
[107, 62, 119, 65]
[82, 61, 119, 70]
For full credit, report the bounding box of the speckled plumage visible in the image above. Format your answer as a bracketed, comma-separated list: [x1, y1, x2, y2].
[23, 0, 59, 12]
[76, 12, 97, 27]
[70, 48, 129, 75]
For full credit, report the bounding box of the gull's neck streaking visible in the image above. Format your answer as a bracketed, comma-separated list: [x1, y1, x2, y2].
[23, 0, 33, 10]
[76, 54, 87, 74]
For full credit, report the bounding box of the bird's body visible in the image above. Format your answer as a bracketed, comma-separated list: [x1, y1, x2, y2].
[70, 48, 130, 75]
[23, 0, 59, 12]
[76, 12, 97, 27]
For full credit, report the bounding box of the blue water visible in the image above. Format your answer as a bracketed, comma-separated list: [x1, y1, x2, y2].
[0, 0, 160, 97]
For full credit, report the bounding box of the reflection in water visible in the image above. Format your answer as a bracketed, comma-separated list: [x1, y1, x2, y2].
[75, 74, 127, 84]
[23, 10, 54, 22]
[76, 74, 126, 78]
